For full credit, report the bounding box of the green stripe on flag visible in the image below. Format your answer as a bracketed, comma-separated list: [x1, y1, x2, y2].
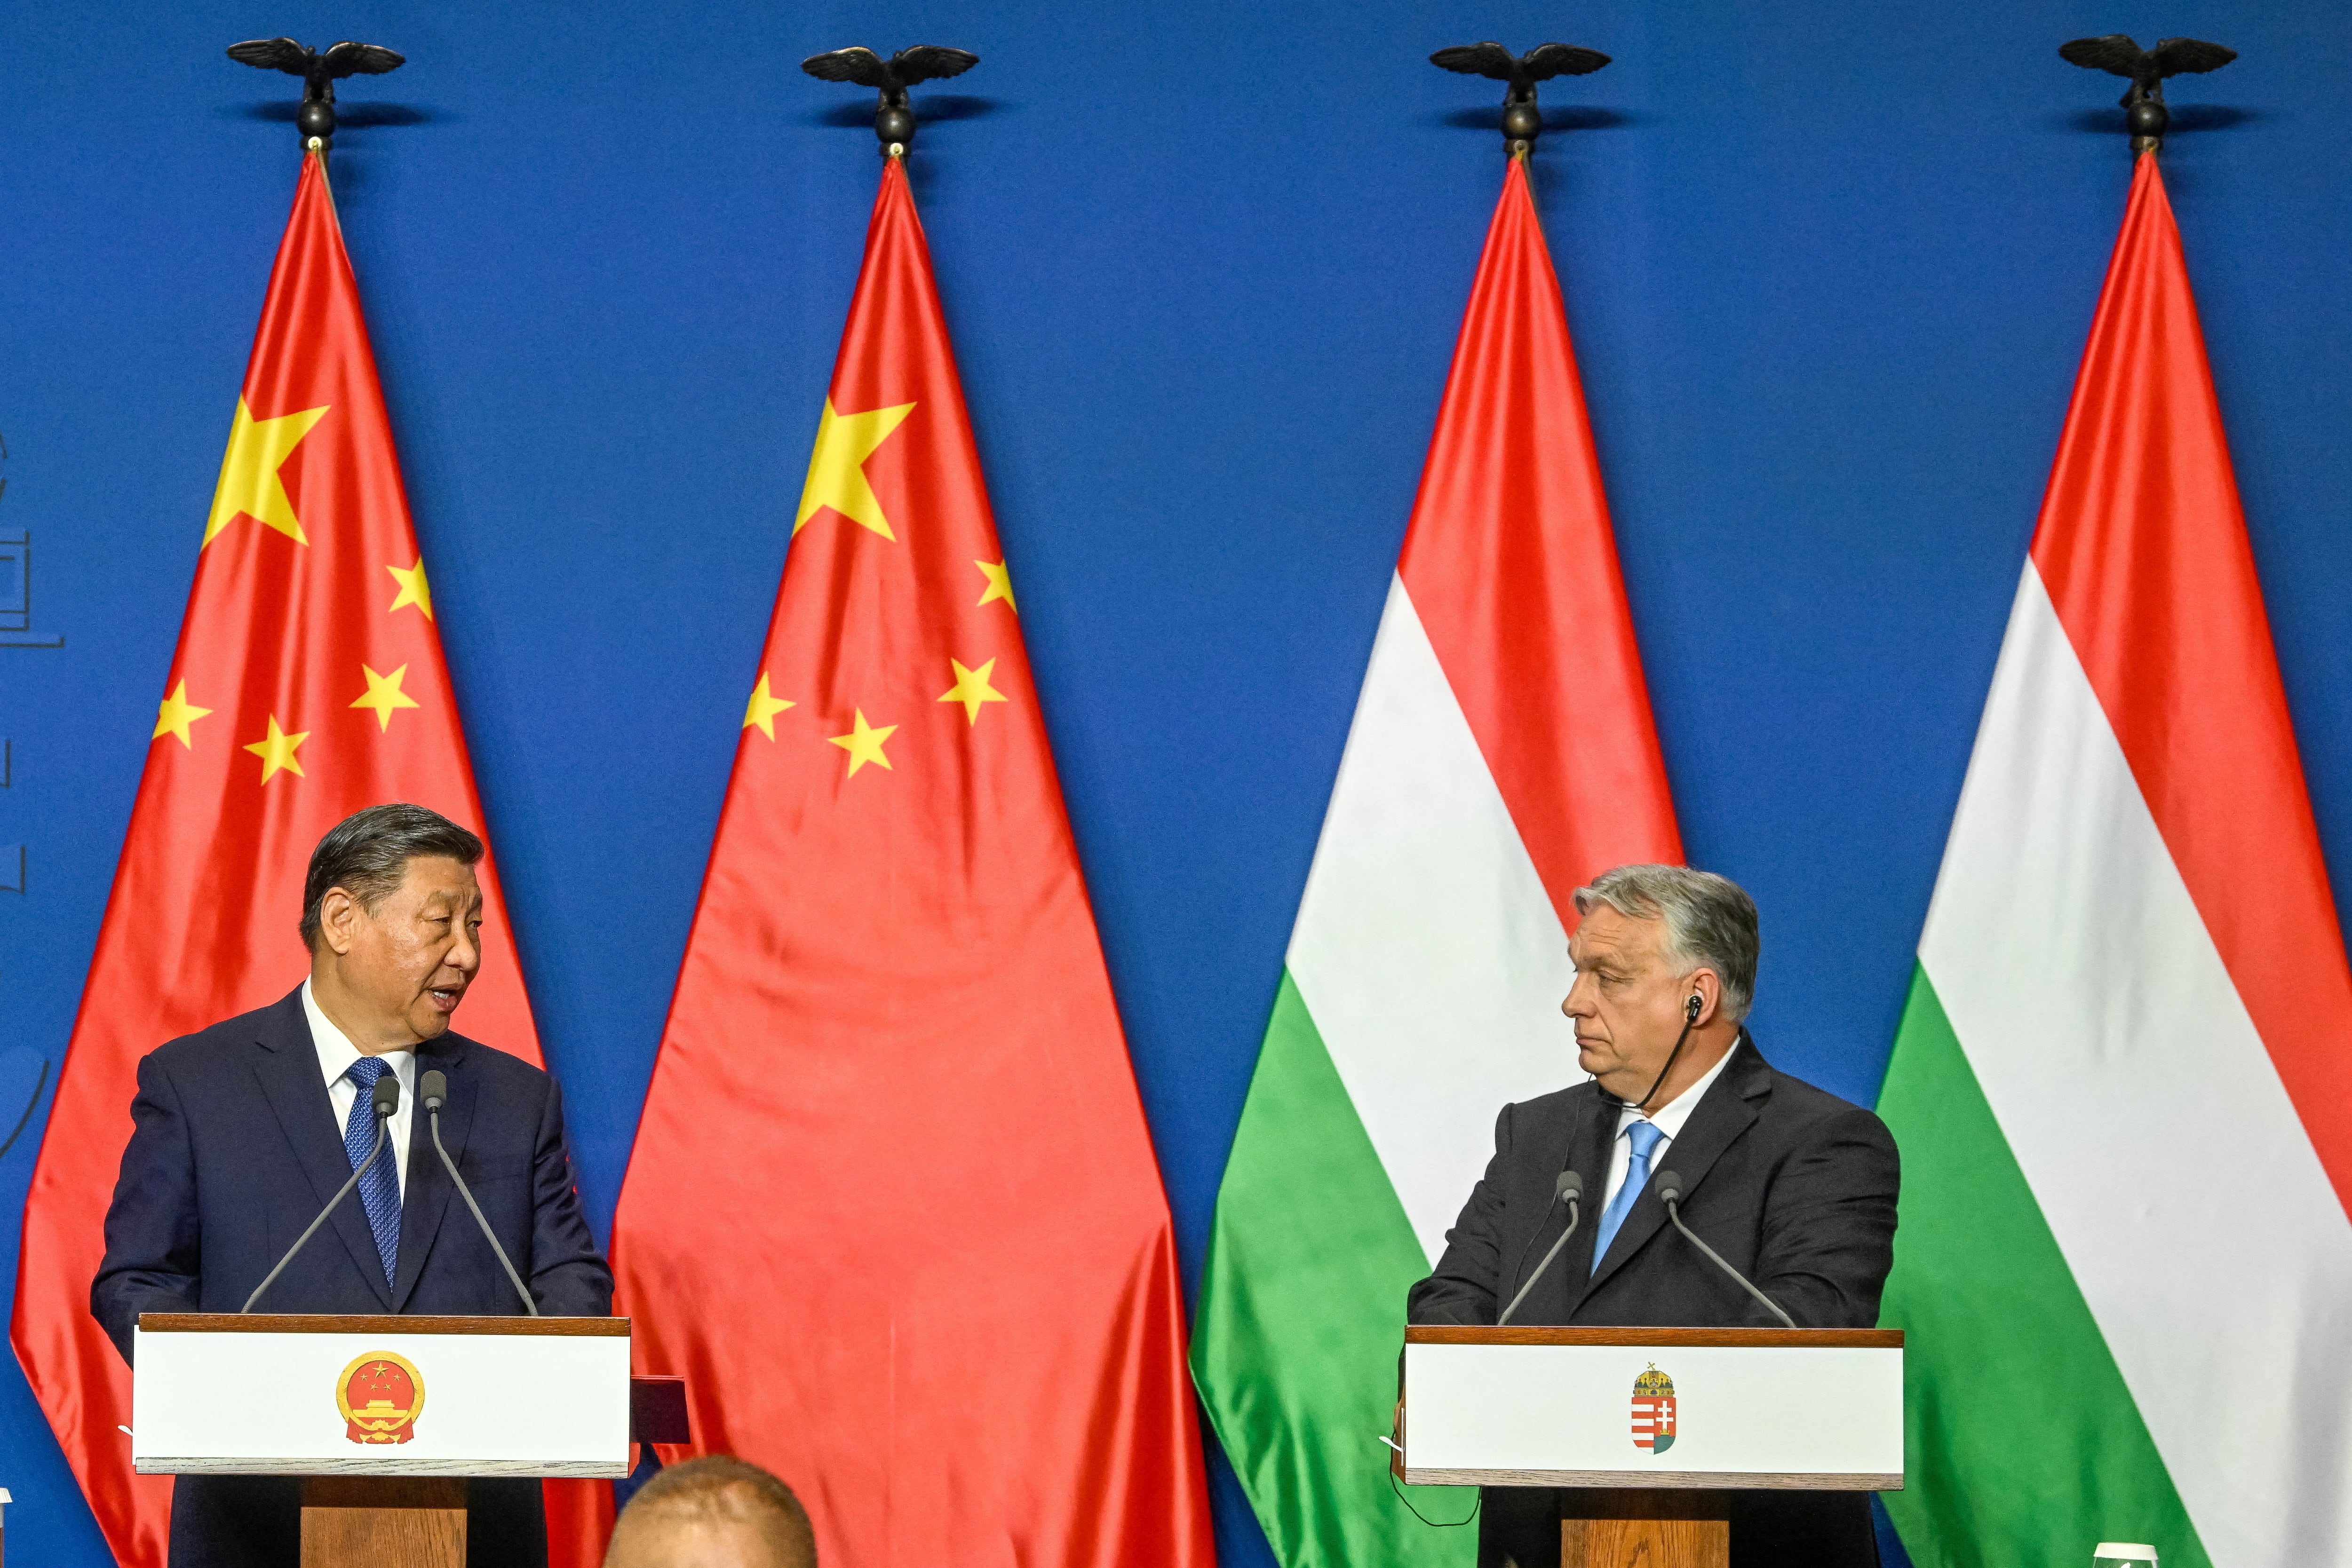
[1192, 971, 1474, 1568]
[1878, 965, 2209, 1568]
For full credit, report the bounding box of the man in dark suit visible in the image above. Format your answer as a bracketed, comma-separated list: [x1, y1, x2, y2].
[1408, 864, 1899, 1568]
[93, 803, 612, 1568]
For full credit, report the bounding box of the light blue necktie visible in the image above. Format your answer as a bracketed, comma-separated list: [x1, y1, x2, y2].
[342, 1056, 403, 1287]
[1590, 1119, 1666, 1274]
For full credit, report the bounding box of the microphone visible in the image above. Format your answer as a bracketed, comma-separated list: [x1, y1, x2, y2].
[419, 1069, 539, 1316]
[1653, 1169, 1796, 1330]
[1497, 1170, 1583, 1326]
[243, 1071, 400, 1312]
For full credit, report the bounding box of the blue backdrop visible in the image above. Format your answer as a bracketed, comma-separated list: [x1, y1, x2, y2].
[4, 2, 2345, 1563]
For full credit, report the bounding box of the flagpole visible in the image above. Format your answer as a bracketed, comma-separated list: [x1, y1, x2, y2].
[1430, 39, 1612, 159]
[800, 44, 981, 159]
[2057, 32, 2237, 155]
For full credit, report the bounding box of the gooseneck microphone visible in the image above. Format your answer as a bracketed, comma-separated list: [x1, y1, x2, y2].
[243, 1070, 400, 1312]
[1498, 1170, 1583, 1326]
[1653, 1169, 1796, 1330]
[419, 1069, 539, 1316]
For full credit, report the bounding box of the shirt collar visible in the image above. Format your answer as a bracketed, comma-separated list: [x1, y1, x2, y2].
[302, 977, 414, 1085]
[1613, 1033, 1740, 1144]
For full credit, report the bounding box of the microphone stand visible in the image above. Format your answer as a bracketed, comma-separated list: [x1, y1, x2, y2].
[420, 1069, 538, 1316]
[244, 1076, 398, 1312]
[1655, 1169, 1796, 1329]
[1497, 1180, 1581, 1326]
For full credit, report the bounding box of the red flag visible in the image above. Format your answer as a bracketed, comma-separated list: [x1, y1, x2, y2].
[609, 158, 1214, 1567]
[2026, 154, 2352, 1199]
[8, 151, 574, 1565]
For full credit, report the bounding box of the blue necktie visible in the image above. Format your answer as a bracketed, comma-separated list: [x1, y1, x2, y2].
[1590, 1119, 1666, 1274]
[342, 1056, 403, 1287]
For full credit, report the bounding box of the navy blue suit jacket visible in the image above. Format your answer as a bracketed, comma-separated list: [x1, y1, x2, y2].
[91, 987, 612, 1566]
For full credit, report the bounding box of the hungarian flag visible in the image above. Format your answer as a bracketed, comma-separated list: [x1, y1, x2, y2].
[1190, 155, 1680, 1566]
[1880, 154, 2352, 1566]
[7, 151, 572, 1565]
[606, 158, 1213, 1567]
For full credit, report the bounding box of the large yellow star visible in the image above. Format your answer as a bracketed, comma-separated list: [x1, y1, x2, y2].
[938, 657, 1009, 726]
[975, 559, 1017, 613]
[385, 559, 434, 619]
[827, 709, 898, 776]
[743, 673, 795, 740]
[350, 663, 422, 731]
[204, 398, 331, 546]
[151, 680, 214, 749]
[795, 398, 916, 540]
[242, 714, 310, 783]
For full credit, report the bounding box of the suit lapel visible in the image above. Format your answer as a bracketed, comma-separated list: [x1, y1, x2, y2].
[392, 1037, 473, 1312]
[1578, 1034, 1770, 1301]
[250, 988, 394, 1309]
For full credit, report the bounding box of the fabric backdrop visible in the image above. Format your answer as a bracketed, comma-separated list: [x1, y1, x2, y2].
[3, 2, 2348, 1564]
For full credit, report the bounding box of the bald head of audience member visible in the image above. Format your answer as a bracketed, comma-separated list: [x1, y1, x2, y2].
[604, 1455, 817, 1568]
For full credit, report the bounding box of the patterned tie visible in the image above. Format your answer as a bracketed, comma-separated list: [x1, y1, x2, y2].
[342, 1056, 402, 1287]
[1590, 1119, 1666, 1274]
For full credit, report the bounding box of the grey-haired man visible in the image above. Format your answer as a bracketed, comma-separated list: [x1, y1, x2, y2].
[1409, 864, 1899, 1568]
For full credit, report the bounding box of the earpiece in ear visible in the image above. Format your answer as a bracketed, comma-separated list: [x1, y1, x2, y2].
[1685, 993, 1703, 1021]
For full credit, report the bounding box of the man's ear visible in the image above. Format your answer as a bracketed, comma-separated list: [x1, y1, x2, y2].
[316, 886, 363, 957]
[1687, 969, 1723, 1028]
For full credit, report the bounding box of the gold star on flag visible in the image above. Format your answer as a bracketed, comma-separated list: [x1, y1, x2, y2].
[938, 657, 1009, 726]
[975, 559, 1017, 613]
[828, 709, 898, 776]
[350, 664, 422, 731]
[743, 673, 796, 740]
[151, 680, 214, 749]
[242, 714, 310, 783]
[796, 398, 916, 540]
[385, 559, 434, 619]
[204, 397, 331, 546]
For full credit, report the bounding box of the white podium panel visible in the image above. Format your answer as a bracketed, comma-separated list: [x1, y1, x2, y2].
[1403, 1327, 1902, 1489]
[133, 1314, 631, 1478]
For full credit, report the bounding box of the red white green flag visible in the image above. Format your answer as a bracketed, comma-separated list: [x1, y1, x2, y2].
[1880, 154, 2352, 1567]
[1190, 155, 1681, 1567]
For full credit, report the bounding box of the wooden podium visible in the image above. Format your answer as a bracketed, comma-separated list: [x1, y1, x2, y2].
[1399, 1326, 1903, 1568]
[134, 1314, 635, 1567]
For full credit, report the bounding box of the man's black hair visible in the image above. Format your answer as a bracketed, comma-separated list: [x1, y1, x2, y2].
[300, 803, 483, 950]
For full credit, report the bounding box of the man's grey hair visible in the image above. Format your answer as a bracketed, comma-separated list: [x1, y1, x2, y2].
[1572, 864, 1759, 1022]
[300, 803, 484, 951]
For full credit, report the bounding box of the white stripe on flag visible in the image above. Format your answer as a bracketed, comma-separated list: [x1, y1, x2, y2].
[1289, 573, 1574, 1266]
[1919, 563, 2352, 1565]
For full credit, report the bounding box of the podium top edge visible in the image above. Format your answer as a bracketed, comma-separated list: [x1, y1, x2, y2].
[1403, 1326, 1902, 1348]
[138, 1314, 630, 1338]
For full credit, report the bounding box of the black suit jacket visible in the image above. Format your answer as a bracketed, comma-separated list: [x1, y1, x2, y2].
[92, 988, 612, 1568]
[1407, 1035, 1899, 1568]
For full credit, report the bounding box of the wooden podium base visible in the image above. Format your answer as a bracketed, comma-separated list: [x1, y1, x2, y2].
[1559, 1489, 1729, 1568]
[300, 1476, 466, 1568]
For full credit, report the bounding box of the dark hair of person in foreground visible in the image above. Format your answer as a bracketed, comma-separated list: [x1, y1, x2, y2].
[603, 1455, 818, 1568]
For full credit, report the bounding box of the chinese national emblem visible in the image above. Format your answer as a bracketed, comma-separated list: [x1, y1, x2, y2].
[1631, 1364, 1677, 1454]
[338, 1352, 426, 1444]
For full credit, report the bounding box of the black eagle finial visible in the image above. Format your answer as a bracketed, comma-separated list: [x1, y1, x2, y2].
[2059, 34, 2237, 151]
[227, 37, 406, 150]
[1431, 41, 1611, 156]
[801, 45, 980, 157]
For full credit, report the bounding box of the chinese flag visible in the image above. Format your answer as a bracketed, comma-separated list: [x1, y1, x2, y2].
[609, 159, 1214, 1567]
[6, 151, 596, 1564]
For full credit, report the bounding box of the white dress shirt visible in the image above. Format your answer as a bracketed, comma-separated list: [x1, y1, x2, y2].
[303, 979, 415, 1196]
[1599, 1041, 1738, 1211]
